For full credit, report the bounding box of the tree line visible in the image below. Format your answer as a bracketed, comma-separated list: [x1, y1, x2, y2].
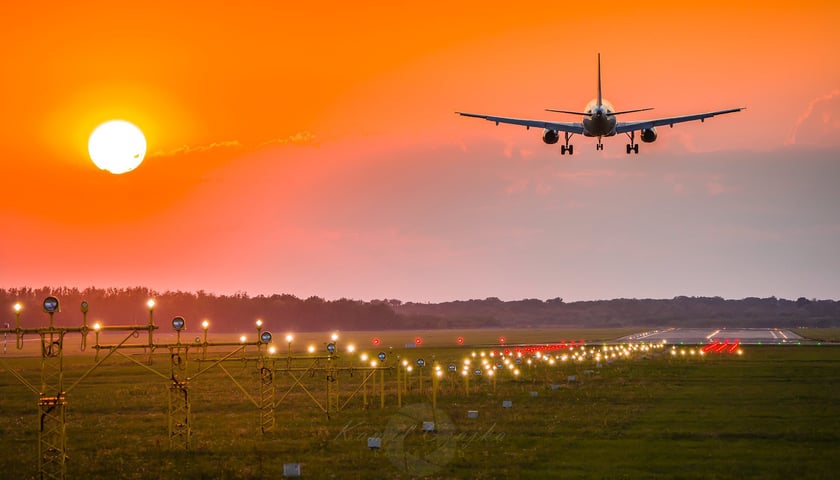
[2, 287, 838, 332]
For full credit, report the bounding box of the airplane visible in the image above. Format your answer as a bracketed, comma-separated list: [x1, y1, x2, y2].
[456, 54, 743, 155]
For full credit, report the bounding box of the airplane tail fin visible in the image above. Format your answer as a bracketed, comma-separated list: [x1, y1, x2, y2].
[597, 53, 602, 108]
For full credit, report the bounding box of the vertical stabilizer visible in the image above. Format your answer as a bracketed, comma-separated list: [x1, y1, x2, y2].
[597, 53, 602, 107]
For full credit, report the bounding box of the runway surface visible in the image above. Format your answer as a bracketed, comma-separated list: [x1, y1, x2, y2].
[617, 327, 805, 345]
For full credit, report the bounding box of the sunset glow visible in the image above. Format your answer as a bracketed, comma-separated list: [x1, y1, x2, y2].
[1, 1, 838, 302]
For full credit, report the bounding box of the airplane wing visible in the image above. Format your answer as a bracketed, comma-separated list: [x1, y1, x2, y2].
[615, 108, 744, 134]
[456, 112, 585, 134]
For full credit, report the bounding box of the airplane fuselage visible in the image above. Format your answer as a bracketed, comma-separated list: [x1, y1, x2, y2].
[582, 103, 617, 137]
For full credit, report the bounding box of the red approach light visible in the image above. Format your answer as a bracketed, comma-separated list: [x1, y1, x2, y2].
[499, 336, 506, 344]
[504, 348, 511, 355]
[457, 336, 464, 345]
[702, 340, 720, 353]
[728, 340, 741, 353]
[415, 337, 422, 345]
[715, 340, 730, 353]
[372, 337, 381, 346]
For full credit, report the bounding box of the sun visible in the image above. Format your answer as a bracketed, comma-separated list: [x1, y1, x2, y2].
[88, 120, 147, 174]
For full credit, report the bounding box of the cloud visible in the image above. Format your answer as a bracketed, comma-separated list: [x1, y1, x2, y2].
[258, 131, 318, 148]
[150, 140, 242, 157]
[786, 90, 840, 145]
[150, 131, 317, 157]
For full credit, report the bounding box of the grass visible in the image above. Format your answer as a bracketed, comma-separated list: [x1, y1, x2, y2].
[0, 332, 838, 479]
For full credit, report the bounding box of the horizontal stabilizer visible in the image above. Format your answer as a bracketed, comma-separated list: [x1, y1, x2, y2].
[610, 107, 655, 115]
[546, 107, 655, 116]
[544, 109, 591, 116]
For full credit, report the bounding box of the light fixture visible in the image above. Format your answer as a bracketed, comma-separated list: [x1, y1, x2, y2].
[42, 296, 60, 313]
[172, 317, 185, 331]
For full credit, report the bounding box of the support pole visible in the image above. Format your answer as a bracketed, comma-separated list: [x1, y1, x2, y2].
[39, 329, 67, 480]
[168, 347, 191, 450]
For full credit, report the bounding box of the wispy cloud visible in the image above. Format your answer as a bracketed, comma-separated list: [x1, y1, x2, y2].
[150, 131, 317, 157]
[258, 131, 318, 148]
[786, 90, 840, 145]
[150, 140, 241, 157]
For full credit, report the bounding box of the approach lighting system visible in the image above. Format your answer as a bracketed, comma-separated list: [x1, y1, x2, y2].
[146, 299, 155, 311]
[201, 320, 209, 330]
[378, 352, 386, 362]
[326, 342, 336, 354]
[417, 358, 425, 367]
[172, 316, 185, 331]
[449, 363, 457, 372]
[260, 331, 272, 344]
[80, 301, 89, 313]
[43, 296, 60, 313]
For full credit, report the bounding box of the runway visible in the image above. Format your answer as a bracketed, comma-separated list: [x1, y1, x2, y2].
[617, 327, 805, 345]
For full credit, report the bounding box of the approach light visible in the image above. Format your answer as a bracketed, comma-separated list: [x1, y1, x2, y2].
[378, 352, 386, 362]
[370, 360, 378, 368]
[347, 344, 356, 353]
[268, 346, 277, 355]
[449, 363, 457, 372]
[172, 316, 185, 331]
[331, 333, 339, 341]
[286, 334, 294, 343]
[202, 320, 209, 330]
[240, 335, 247, 343]
[256, 319, 263, 328]
[93, 322, 101, 332]
[13, 303, 22, 313]
[416, 358, 425, 367]
[43, 296, 60, 313]
[260, 331, 272, 344]
[307, 345, 316, 353]
[80, 301, 89, 313]
[360, 353, 369, 362]
[326, 342, 336, 354]
[146, 299, 155, 311]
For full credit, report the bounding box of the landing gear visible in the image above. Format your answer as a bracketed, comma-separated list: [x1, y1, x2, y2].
[624, 131, 639, 154]
[560, 132, 575, 155]
[596, 142, 604, 151]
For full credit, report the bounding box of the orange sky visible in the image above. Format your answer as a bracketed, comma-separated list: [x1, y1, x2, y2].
[2, 1, 839, 302]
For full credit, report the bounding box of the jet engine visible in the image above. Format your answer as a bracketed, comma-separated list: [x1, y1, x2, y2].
[640, 127, 658, 143]
[542, 129, 559, 145]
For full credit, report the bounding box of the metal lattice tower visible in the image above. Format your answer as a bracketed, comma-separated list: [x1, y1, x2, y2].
[168, 349, 191, 450]
[259, 365, 275, 433]
[39, 328, 67, 480]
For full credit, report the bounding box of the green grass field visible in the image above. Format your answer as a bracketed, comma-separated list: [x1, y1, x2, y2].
[1, 329, 838, 479]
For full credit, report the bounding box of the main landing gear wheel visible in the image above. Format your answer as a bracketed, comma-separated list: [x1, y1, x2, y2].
[625, 131, 639, 154]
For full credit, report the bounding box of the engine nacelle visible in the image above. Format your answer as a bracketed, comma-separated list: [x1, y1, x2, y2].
[640, 127, 658, 143]
[542, 129, 559, 145]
